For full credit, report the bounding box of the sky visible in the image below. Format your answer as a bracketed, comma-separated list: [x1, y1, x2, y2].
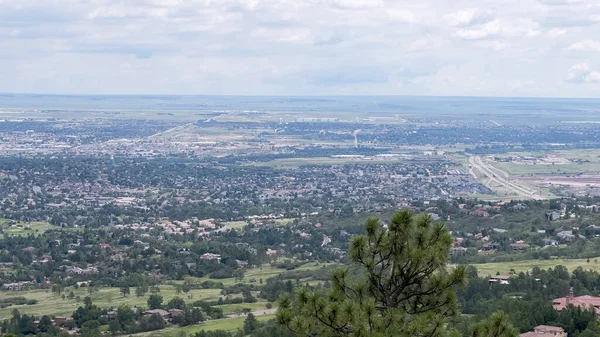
[1, 0, 600, 97]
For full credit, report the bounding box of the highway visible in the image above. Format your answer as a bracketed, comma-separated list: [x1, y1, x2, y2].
[468, 156, 546, 200]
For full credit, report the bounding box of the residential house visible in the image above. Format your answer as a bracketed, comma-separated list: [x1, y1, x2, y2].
[546, 212, 561, 221]
[470, 209, 489, 217]
[3, 281, 33, 291]
[542, 239, 559, 247]
[53, 317, 74, 326]
[509, 243, 530, 251]
[200, 253, 221, 261]
[0, 262, 14, 268]
[168, 309, 183, 317]
[450, 247, 468, 255]
[142, 309, 171, 318]
[106, 311, 118, 322]
[520, 325, 566, 337]
[482, 242, 500, 251]
[489, 274, 513, 285]
[557, 230, 575, 241]
[552, 291, 600, 316]
[235, 260, 249, 267]
[266, 249, 280, 256]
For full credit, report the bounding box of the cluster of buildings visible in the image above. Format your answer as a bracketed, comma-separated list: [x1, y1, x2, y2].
[516, 292, 600, 336]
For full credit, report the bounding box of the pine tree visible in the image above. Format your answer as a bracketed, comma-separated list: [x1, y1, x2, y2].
[244, 313, 259, 334]
[277, 210, 517, 337]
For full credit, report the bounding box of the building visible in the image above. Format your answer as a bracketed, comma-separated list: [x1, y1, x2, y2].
[482, 242, 500, 251]
[546, 212, 561, 221]
[142, 309, 171, 318]
[556, 230, 575, 241]
[470, 209, 489, 217]
[520, 325, 566, 337]
[200, 253, 221, 261]
[509, 243, 530, 251]
[3, 281, 33, 291]
[552, 291, 600, 316]
[53, 317, 74, 326]
[489, 274, 513, 285]
[450, 247, 468, 255]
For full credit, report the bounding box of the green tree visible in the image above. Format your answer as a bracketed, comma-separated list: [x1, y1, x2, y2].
[37, 315, 53, 332]
[136, 286, 145, 297]
[470, 311, 518, 337]
[109, 320, 121, 335]
[244, 313, 259, 334]
[120, 286, 130, 297]
[148, 294, 164, 309]
[277, 210, 517, 337]
[166, 297, 186, 310]
[83, 296, 93, 309]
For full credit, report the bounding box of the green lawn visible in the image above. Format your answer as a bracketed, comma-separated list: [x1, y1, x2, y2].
[0, 219, 54, 237]
[222, 221, 248, 230]
[0, 262, 329, 319]
[216, 301, 271, 315]
[189, 261, 329, 286]
[130, 315, 275, 337]
[0, 219, 81, 238]
[0, 285, 222, 319]
[471, 256, 600, 277]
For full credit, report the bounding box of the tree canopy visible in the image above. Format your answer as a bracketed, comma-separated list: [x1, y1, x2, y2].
[277, 210, 517, 337]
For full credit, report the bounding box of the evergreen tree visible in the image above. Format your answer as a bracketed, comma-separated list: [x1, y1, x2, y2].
[277, 210, 517, 337]
[148, 294, 164, 309]
[243, 313, 259, 334]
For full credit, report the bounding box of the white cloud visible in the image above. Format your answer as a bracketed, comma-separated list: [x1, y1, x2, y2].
[547, 28, 568, 38]
[329, 0, 384, 10]
[565, 62, 600, 83]
[454, 20, 501, 39]
[1, 0, 600, 96]
[567, 40, 600, 52]
[537, 0, 583, 5]
[445, 9, 494, 27]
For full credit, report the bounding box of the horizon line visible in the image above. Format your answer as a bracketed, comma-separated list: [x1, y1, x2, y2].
[1, 92, 600, 100]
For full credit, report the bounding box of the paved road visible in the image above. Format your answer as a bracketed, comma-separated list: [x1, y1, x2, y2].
[469, 156, 546, 200]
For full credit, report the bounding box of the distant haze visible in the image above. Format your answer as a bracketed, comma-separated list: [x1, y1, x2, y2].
[2, 94, 600, 125]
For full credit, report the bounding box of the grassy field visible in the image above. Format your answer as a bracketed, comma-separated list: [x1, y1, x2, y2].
[472, 256, 600, 276]
[130, 315, 275, 337]
[0, 261, 330, 320]
[490, 149, 600, 176]
[222, 221, 248, 229]
[0, 219, 56, 237]
[0, 285, 223, 319]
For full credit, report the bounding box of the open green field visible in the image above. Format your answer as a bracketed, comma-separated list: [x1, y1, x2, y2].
[471, 256, 600, 277]
[0, 285, 223, 319]
[0, 262, 329, 319]
[222, 218, 295, 230]
[0, 219, 56, 237]
[130, 314, 275, 337]
[183, 261, 328, 287]
[222, 221, 248, 229]
[492, 162, 600, 175]
[490, 149, 600, 176]
[175, 262, 329, 287]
